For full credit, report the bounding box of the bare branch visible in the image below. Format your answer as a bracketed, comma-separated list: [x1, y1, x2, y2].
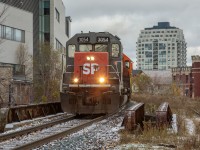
[0, 2, 9, 45]
[34, 42, 62, 102]
[0, 2, 9, 24]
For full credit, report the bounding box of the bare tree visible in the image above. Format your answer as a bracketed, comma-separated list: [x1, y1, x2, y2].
[0, 3, 8, 23]
[132, 74, 152, 93]
[34, 42, 62, 103]
[16, 43, 33, 79]
[0, 65, 13, 107]
[0, 2, 9, 45]
[0, 3, 9, 107]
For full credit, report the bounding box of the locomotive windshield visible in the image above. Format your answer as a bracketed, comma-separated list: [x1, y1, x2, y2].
[95, 44, 108, 52]
[79, 44, 92, 52]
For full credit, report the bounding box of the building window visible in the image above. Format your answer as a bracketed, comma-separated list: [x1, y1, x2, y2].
[66, 19, 69, 37]
[145, 51, 152, 58]
[55, 8, 60, 22]
[186, 75, 188, 83]
[173, 76, 176, 81]
[43, 1, 50, 15]
[159, 43, 165, 50]
[15, 29, 21, 41]
[0, 24, 25, 43]
[56, 38, 63, 51]
[44, 33, 50, 42]
[5, 26, 12, 40]
[145, 44, 152, 50]
[125, 61, 130, 69]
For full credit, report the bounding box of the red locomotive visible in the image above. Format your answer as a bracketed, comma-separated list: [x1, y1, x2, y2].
[61, 32, 133, 114]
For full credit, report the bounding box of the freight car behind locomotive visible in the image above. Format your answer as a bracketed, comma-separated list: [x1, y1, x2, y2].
[61, 32, 132, 114]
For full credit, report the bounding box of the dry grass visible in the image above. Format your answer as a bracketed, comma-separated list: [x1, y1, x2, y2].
[132, 94, 200, 116]
[118, 94, 200, 149]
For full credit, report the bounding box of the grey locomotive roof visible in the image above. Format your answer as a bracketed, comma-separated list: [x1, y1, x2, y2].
[66, 32, 121, 45]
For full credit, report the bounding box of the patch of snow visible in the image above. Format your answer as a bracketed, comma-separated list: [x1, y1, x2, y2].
[172, 114, 178, 133]
[111, 127, 120, 132]
[5, 124, 14, 129]
[185, 118, 195, 135]
[115, 143, 167, 150]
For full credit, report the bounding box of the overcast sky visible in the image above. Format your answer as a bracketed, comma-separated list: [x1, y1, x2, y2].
[63, 0, 200, 68]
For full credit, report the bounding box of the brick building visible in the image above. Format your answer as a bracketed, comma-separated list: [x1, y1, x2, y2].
[172, 55, 200, 98]
[192, 55, 200, 98]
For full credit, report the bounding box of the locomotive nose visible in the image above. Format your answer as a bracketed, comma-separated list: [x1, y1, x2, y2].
[74, 52, 109, 84]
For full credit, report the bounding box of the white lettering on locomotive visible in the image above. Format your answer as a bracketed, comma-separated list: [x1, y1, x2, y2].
[83, 63, 99, 75]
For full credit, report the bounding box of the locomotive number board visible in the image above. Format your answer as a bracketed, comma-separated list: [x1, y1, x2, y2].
[77, 37, 90, 43]
[97, 37, 109, 43]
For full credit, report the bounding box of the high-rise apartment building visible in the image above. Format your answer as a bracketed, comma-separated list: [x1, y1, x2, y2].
[136, 22, 187, 70]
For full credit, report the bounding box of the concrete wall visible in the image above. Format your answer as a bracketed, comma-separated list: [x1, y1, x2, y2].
[50, 0, 70, 90]
[0, 2, 33, 64]
[50, 0, 68, 50]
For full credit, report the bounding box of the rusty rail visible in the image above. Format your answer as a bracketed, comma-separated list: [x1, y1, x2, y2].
[0, 102, 63, 133]
[122, 103, 144, 130]
[156, 102, 172, 127]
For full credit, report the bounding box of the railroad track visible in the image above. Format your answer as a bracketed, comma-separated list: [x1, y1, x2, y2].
[0, 115, 76, 141]
[0, 114, 106, 150]
[0, 101, 134, 149]
[37, 101, 136, 149]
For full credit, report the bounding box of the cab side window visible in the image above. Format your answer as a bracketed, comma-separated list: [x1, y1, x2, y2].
[125, 61, 130, 69]
[68, 45, 75, 58]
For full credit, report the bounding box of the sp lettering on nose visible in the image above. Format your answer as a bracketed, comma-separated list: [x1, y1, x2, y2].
[83, 63, 99, 75]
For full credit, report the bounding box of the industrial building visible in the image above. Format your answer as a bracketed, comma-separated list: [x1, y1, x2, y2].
[172, 55, 200, 98]
[0, 0, 71, 105]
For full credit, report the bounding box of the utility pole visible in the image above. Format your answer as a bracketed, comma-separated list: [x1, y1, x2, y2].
[8, 84, 11, 107]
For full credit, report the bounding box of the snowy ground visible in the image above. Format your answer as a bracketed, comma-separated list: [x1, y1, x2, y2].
[35, 112, 178, 150]
[2, 104, 196, 149]
[185, 118, 195, 135]
[36, 115, 124, 150]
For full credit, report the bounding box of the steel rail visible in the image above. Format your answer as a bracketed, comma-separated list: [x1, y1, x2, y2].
[10, 101, 132, 150]
[0, 115, 76, 141]
[13, 115, 106, 150]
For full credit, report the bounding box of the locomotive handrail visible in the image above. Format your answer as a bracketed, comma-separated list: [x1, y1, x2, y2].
[68, 84, 111, 87]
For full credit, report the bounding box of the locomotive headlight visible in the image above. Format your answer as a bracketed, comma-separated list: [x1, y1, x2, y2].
[73, 78, 79, 83]
[91, 56, 95, 61]
[99, 77, 105, 83]
[87, 56, 91, 60]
